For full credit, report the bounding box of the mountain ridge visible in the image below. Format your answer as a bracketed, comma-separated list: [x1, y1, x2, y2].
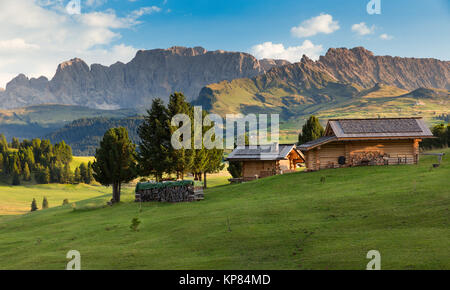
[0, 46, 289, 110]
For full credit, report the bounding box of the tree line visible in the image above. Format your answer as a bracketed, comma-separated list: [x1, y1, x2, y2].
[92, 92, 224, 203]
[420, 123, 450, 149]
[0, 134, 93, 185]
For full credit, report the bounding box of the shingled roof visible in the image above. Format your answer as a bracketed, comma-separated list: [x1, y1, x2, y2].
[227, 144, 304, 161]
[299, 117, 433, 151]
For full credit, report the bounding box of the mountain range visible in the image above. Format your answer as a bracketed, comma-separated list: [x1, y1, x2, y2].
[0, 46, 289, 110]
[0, 45, 448, 150]
[194, 47, 449, 120]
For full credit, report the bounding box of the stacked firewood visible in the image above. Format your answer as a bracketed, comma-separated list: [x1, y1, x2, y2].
[136, 184, 196, 203]
[350, 151, 387, 166]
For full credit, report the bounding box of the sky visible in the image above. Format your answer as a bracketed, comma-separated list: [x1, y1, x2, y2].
[0, 0, 449, 88]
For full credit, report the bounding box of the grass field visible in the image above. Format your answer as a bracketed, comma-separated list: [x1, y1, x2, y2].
[0, 149, 448, 269]
[70, 156, 95, 170]
[0, 184, 111, 215]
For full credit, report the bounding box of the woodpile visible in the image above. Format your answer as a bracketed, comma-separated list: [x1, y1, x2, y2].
[135, 181, 203, 203]
[349, 151, 387, 166]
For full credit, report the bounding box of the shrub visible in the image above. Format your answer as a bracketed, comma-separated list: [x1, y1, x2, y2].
[31, 198, 38, 212]
[42, 196, 49, 209]
[62, 198, 69, 205]
[130, 217, 141, 232]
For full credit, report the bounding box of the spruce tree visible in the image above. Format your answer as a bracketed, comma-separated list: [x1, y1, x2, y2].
[86, 162, 94, 184]
[138, 98, 171, 181]
[298, 116, 324, 145]
[11, 137, 20, 149]
[79, 163, 88, 183]
[42, 196, 49, 209]
[43, 167, 51, 184]
[167, 92, 193, 179]
[31, 198, 38, 212]
[92, 127, 137, 203]
[23, 162, 31, 181]
[12, 168, 21, 185]
[74, 167, 81, 183]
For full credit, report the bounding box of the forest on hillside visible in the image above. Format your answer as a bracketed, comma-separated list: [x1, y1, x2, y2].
[46, 117, 143, 156]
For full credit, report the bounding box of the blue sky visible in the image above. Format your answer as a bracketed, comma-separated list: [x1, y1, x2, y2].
[0, 0, 448, 87]
[105, 0, 450, 59]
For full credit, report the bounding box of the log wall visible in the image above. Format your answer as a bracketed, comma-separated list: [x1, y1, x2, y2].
[242, 160, 277, 178]
[304, 139, 419, 171]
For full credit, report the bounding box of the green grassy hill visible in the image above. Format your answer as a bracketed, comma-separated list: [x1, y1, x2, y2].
[196, 78, 449, 143]
[0, 150, 448, 269]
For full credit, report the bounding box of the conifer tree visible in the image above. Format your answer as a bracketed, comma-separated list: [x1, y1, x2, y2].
[31, 198, 38, 212]
[74, 167, 81, 183]
[12, 168, 21, 185]
[298, 116, 324, 145]
[92, 127, 137, 203]
[23, 162, 31, 181]
[167, 92, 193, 179]
[79, 163, 88, 183]
[138, 98, 171, 181]
[42, 196, 49, 209]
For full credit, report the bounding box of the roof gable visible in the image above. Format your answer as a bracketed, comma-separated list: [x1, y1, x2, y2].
[227, 144, 304, 161]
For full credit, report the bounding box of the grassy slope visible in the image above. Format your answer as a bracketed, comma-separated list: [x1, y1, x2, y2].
[203, 81, 449, 142]
[0, 184, 110, 215]
[0, 150, 448, 269]
[70, 156, 95, 169]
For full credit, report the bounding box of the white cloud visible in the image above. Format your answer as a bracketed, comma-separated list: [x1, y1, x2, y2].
[351, 22, 375, 36]
[0, 0, 161, 88]
[250, 40, 323, 62]
[0, 38, 40, 51]
[380, 33, 394, 40]
[291, 13, 339, 38]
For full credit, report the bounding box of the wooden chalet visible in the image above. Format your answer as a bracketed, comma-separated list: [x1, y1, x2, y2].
[298, 117, 434, 171]
[226, 143, 305, 180]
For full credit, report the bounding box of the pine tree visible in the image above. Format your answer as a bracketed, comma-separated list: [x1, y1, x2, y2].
[167, 92, 193, 179]
[298, 116, 324, 145]
[12, 168, 21, 185]
[0, 134, 8, 152]
[31, 198, 38, 212]
[138, 98, 171, 181]
[42, 196, 49, 209]
[23, 162, 31, 181]
[92, 127, 137, 203]
[74, 167, 81, 183]
[86, 162, 94, 184]
[79, 163, 88, 183]
[11, 137, 20, 149]
[62, 163, 72, 184]
[43, 167, 50, 184]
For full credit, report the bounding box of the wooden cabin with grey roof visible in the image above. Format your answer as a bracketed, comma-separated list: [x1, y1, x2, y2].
[298, 117, 434, 171]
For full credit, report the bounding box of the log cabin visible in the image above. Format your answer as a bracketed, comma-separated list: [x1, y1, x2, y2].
[226, 143, 305, 180]
[298, 117, 434, 171]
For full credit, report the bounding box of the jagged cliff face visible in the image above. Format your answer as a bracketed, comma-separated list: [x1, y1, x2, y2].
[195, 47, 450, 119]
[317, 47, 450, 90]
[0, 46, 288, 109]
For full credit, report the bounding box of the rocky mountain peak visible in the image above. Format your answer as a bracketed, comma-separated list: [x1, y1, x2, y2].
[0, 46, 288, 109]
